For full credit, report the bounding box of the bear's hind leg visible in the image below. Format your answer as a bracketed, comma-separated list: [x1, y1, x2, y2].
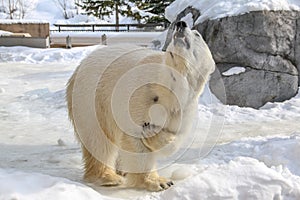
[82, 146, 124, 186]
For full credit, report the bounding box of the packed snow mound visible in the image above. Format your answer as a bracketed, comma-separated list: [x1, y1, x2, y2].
[0, 169, 116, 200]
[166, 0, 300, 23]
[0, 46, 99, 64]
[138, 134, 300, 200]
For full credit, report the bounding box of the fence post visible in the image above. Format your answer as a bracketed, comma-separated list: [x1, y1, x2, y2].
[66, 35, 72, 49]
[101, 34, 107, 45]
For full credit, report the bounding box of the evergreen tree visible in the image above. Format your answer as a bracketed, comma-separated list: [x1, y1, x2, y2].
[77, 0, 113, 20]
[134, 0, 175, 23]
[77, 0, 175, 25]
[77, 0, 140, 24]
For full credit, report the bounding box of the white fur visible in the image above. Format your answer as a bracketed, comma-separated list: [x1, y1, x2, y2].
[66, 26, 215, 191]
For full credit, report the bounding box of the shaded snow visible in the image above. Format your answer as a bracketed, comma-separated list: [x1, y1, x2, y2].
[222, 67, 246, 76]
[166, 0, 300, 23]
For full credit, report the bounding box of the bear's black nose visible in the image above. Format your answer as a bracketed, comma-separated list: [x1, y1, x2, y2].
[175, 21, 187, 32]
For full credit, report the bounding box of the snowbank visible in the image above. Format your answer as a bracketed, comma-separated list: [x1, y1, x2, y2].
[0, 169, 115, 200]
[166, 0, 300, 23]
[0, 45, 99, 64]
[139, 134, 300, 200]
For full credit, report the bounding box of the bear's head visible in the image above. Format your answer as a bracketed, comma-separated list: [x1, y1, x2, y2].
[166, 21, 215, 95]
[166, 21, 206, 59]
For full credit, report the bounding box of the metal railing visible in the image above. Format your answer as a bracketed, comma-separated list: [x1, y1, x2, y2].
[52, 23, 167, 32]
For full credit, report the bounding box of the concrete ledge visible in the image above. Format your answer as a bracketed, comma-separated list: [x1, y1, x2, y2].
[50, 35, 155, 48]
[0, 36, 50, 48]
[0, 21, 49, 38]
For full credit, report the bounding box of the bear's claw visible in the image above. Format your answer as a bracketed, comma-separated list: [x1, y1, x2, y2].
[142, 122, 161, 138]
[160, 181, 174, 189]
[167, 181, 174, 186]
[146, 177, 174, 191]
[142, 122, 150, 128]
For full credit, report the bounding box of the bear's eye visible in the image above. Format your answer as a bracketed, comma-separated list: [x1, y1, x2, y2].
[194, 32, 200, 37]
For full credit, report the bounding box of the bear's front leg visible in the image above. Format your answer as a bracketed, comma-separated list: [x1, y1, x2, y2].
[121, 132, 174, 191]
[141, 122, 176, 152]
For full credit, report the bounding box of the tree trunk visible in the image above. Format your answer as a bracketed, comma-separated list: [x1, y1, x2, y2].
[8, 0, 13, 19]
[115, 2, 119, 32]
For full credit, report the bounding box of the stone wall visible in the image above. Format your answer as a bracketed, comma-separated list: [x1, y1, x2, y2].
[0, 37, 50, 48]
[0, 22, 49, 38]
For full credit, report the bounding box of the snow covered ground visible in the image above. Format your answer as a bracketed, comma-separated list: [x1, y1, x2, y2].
[0, 45, 299, 200]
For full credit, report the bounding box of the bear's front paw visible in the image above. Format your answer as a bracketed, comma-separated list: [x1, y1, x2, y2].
[142, 122, 161, 138]
[145, 176, 174, 191]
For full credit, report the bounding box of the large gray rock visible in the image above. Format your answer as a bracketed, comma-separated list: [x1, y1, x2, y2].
[296, 17, 300, 84]
[209, 64, 298, 108]
[192, 10, 299, 108]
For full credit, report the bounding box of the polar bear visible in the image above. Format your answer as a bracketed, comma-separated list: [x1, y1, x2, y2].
[66, 21, 215, 191]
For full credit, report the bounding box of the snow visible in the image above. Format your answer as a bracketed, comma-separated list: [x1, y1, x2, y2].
[222, 66, 246, 76]
[0, 19, 48, 24]
[0, 45, 299, 199]
[0, 30, 12, 36]
[0, 169, 116, 200]
[166, 0, 300, 24]
[0, 45, 99, 64]
[142, 159, 300, 200]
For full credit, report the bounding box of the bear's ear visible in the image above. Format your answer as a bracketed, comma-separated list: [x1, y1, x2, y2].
[192, 30, 201, 37]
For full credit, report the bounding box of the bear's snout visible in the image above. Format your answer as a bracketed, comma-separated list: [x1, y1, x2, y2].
[175, 21, 187, 33]
[173, 21, 190, 49]
[174, 21, 187, 39]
